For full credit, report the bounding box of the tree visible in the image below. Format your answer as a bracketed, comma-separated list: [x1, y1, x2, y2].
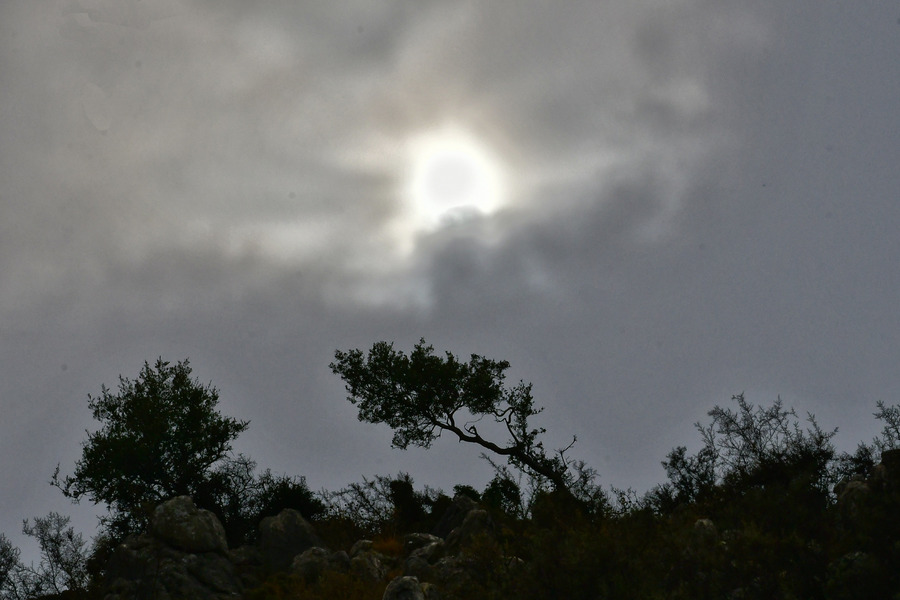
[649, 394, 837, 519]
[330, 339, 575, 493]
[55, 358, 249, 538]
[0, 513, 89, 600]
[199, 454, 326, 545]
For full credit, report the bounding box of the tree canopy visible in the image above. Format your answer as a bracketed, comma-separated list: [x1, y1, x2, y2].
[55, 358, 249, 537]
[330, 339, 573, 492]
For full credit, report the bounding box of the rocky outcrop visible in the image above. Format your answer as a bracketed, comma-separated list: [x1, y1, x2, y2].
[150, 495, 228, 554]
[101, 492, 506, 600]
[103, 497, 241, 600]
[102, 498, 322, 600]
[432, 494, 478, 538]
[257, 508, 322, 571]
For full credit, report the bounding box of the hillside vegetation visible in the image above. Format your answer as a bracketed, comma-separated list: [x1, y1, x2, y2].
[2, 347, 899, 599]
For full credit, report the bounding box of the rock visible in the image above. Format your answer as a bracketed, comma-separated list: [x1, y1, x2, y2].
[383, 575, 425, 600]
[103, 535, 241, 600]
[151, 496, 228, 555]
[431, 556, 466, 587]
[103, 534, 162, 585]
[693, 518, 717, 543]
[403, 555, 433, 580]
[410, 541, 444, 563]
[837, 480, 870, 521]
[433, 494, 478, 539]
[444, 509, 495, 554]
[291, 547, 331, 582]
[257, 509, 322, 571]
[349, 539, 374, 557]
[421, 581, 441, 600]
[403, 533, 443, 557]
[182, 552, 243, 595]
[350, 549, 388, 582]
[329, 550, 351, 572]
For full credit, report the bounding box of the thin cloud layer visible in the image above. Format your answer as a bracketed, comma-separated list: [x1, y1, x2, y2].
[1, 0, 758, 315]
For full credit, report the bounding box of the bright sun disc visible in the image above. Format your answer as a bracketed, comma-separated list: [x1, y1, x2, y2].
[406, 127, 506, 230]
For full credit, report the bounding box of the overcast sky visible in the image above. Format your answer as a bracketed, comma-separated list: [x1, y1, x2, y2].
[2, 0, 899, 553]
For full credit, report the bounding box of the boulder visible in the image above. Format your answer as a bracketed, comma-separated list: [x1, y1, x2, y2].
[257, 509, 322, 571]
[151, 496, 228, 555]
[350, 549, 388, 582]
[403, 555, 433, 580]
[403, 533, 443, 557]
[409, 541, 444, 563]
[329, 550, 351, 572]
[433, 494, 478, 539]
[349, 539, 374, 557]
[693, 518, 717, 543]
[421, 581, 441, 600]
[383, 575, 425, 600]
[444, 509, 495, 554]
[837, 480, 870, 521]
[291, 547, 331, 582]
[103, 533, 241, 600]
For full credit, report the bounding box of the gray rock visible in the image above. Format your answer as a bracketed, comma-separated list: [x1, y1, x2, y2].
[151, 496, 228, 555]
[349, 539, 374, 558]
[291, 547, 330, 582]
[104, 545, 241, 600]
[410, 541, 444, 563]
[444, 509, 494, 554]
[403, 555, 433, 580]
[421, 582, 441, 600]
[183, 552, 242, 595]
[258, 509, 322, 571]
[433, 494, 478, 539]
[403, 533, 442, 557]
[102, 498, 241, 600]
[693, 518, 717, 543]
[837, 480, 870, 521]
[350, 549, 388, 582]
[329, 549, 351, 572]
[383, 575, 425, 600]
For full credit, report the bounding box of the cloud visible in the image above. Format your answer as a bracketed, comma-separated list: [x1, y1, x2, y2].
[2, 0, 770, 321]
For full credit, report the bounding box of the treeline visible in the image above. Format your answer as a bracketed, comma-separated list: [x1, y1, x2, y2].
[1, 345, 899, 599]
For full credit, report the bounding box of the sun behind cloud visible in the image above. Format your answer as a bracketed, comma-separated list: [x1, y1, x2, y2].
[404, 125, 507, 231]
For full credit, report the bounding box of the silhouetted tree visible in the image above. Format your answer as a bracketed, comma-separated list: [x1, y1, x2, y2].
[54, 358, 249, 539]
[0, 513, 89, 600]
[330, 339, 576, 493]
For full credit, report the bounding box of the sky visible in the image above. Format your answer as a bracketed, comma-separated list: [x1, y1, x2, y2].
[2, 0, 900, 555]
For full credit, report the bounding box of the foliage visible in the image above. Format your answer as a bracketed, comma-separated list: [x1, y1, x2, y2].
[649, 394, 837, 513]
[54, 358, 249, 539]
[0, 535, 19, 599]
[834, 400, 900, 483]
[3, 348, 898, 598]
[320, 473, 445, 538]
[331, 339, 577, 492]
[0, 513, 90, 600]
[199, 454, 325, 545]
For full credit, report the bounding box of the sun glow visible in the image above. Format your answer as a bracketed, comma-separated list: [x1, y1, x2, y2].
[404, 126, 507, 231]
